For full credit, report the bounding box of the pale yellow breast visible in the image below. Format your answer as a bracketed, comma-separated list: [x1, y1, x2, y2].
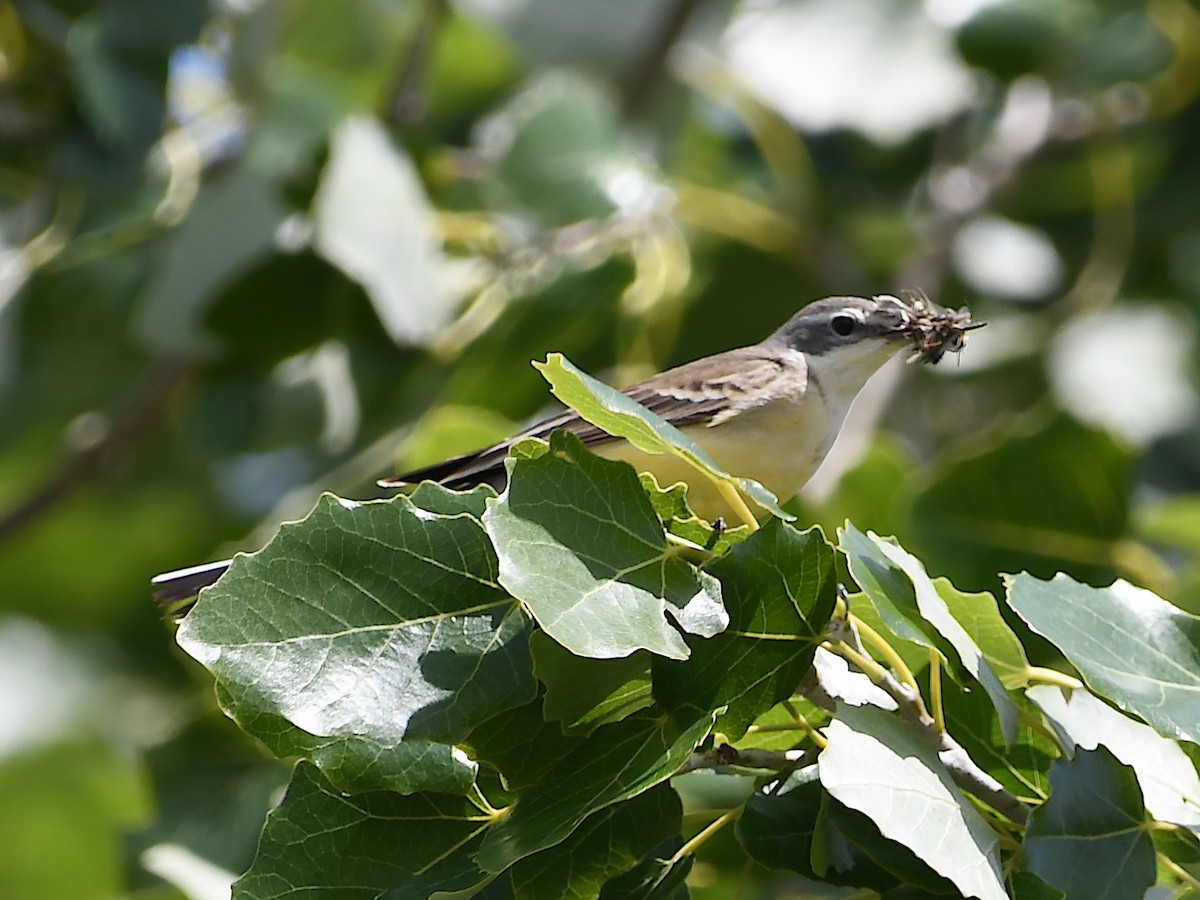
[594, 389, 835, 522]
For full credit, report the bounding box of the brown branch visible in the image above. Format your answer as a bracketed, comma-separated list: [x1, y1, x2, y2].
[621, 0, 707, 119]
[803, 616, 1031, 827]
[386, 0, 450, 126]
[0, 357, 197, 543]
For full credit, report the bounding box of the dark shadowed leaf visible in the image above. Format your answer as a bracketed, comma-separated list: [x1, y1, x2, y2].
[738, 776, 903, 892]
[598, 836, 693, 900]
[1008, 572, 1200, 744]
[484, 431, 726, 660]
[532, 631, 654, 732]
[1022, 747, 1155, 900]
[653, 520, 836, 738]
[476, 710, 713, 872]
[232, 763, 495, 900]
[466, 697, 584, 793]
[1007, 871, 1066, 900]
[509, 786, 681, 900]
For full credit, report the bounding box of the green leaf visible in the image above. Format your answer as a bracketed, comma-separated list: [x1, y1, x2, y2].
[737, 777, 906, 893]
[0, 742, 151, 900]
[1007, 572, 1200, 744]
[483, 73, 621, 227]
[509, 786, 682, 900]
[936, 576, 1030, 689]
[483, 431, 726, 660]
[652, 520, 837, 739]
[476, 710, 713, 872]
[941, 680, 1054, 804]
[845, 590, 932, 681]
[597, 838, 693, 900]
[532, 632, 654, 733]
[313, 116, 453, 345]
[466, 698, 584, 792]
[177, 491, 535, 789]
[233, 763, 494, 900]
[840, 524, 1019, 744]
[135, 163, 287, 353]
[641, 473, 752, 555]
[1022, 747, 1156, 900]
[216, 685, 477, 796]
[1027, 685, 1200, 830]
[534, 353, 791, 520]
[818, 703, 1006, 900]
[838, 523, 939, 649]
[1008, 871, 1066, 900]
[811, 646, 898, 711]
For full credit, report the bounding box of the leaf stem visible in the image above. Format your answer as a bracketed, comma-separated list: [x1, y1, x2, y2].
[929, 649, 945, 733]
[1015, 707, 1067, 760]
[1022, 666, 1083, 690]
[848, 614, 925, 709]
[669, 805, 743, 864]
[1159, 851, 1200, 894]
[782, 699, 827, 749]
[713, 478, 759, 530]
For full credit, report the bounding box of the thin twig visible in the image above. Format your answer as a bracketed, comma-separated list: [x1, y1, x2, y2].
[621, 0, 707, 118]
[804, 643, 1030, 826]
[387, 0, 449, 126]
[680, 744, 817, 775]
[0, 357, 196, 543]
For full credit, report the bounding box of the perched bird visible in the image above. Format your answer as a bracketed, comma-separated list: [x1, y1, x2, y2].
[153, 293, 980, 605]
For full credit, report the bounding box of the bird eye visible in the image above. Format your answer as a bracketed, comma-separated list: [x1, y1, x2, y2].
[831, 313, 857, 336]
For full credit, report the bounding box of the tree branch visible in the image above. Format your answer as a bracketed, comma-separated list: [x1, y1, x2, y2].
[0, 357, 196, 544]
[386, 0, 450, 126]
[804, 624, 1031, 827]
[621, 0, 707, 118]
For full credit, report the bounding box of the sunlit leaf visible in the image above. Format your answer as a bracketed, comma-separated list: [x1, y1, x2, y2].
[937, 576, 1030, 689]
[1028, 685, 1200, 830]
[313, 116, 453, 346]
[840, 524, 1019, 744]
[535, 353, 791, 519]
[1007, 572, 1200, 744]
[177, 491, 534, 791]
[483, 431, 726, 660]
[819, 703, 1006, 900]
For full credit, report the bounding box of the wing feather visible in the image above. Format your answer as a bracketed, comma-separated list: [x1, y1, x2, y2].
[382, 347, 802, 489]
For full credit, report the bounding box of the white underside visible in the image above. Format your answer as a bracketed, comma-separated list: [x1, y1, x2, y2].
[596, 338, 900, 520]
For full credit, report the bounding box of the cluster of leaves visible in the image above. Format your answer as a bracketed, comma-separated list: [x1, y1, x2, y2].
[177, 363, 1200, 900]
[5, 0, 1200, 898]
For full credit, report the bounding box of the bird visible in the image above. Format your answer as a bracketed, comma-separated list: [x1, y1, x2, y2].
[152, 293, 979, 605]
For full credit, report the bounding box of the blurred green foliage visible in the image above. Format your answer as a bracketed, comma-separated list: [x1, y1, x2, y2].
[3, 0, 1200, 896]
